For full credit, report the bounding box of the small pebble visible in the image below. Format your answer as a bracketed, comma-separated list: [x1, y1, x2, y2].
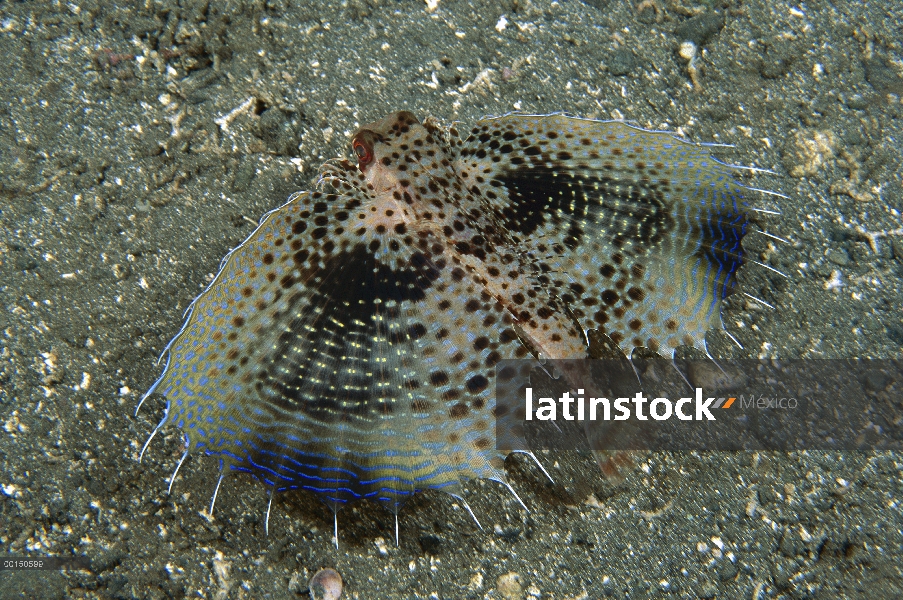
[497, 572, 522, 600]
[826, 248, 851, 266]
[673, 12, 725, 47]
[678, 40, 697, 62]
[309, 568, 343, 600]
[607, 49, 638, 76]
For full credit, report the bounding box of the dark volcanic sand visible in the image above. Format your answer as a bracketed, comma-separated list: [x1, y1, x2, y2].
[0, 1, 901, 598]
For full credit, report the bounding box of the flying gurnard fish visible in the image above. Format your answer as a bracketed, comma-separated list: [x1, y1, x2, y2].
[136, 110, 785, 546]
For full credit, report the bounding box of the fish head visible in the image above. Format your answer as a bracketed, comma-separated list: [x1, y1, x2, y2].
[351, 111, 439, 201]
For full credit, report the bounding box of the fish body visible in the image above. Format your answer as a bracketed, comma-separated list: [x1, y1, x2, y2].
[139, 111, 757, 515]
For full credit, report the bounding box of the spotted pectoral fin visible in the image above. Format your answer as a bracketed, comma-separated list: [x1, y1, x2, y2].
[153, 186, 529, 510]
[454, 114, 752, 357]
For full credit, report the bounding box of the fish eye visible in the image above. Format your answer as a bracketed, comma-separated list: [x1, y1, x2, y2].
[352, 137, 374, 168]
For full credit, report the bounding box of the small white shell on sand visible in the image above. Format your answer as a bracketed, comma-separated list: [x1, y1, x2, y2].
[309, 568, 343, 600]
